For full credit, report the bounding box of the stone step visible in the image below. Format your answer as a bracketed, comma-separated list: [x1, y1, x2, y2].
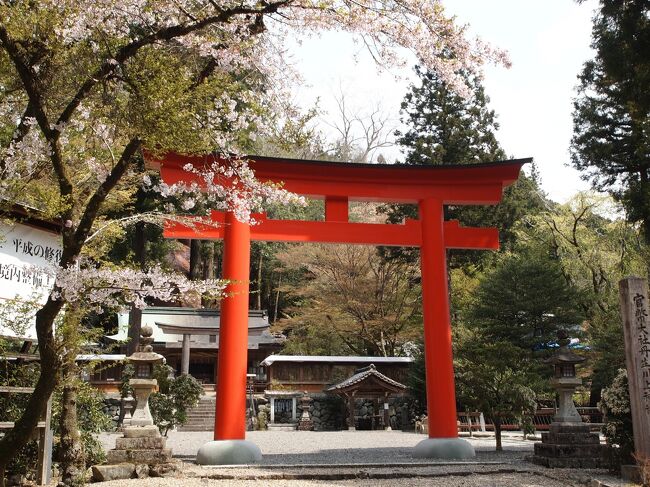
[267, 423, 297, 431]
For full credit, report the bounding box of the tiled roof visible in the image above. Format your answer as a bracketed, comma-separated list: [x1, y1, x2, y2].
[261, 355, 413, 366]
[326, 364, 406, 392]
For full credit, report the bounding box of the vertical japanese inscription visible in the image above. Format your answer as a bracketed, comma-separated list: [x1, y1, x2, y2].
[619, 277, 650, 460]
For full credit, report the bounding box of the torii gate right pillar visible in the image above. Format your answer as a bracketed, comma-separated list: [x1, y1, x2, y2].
[415, 198, 475, 458]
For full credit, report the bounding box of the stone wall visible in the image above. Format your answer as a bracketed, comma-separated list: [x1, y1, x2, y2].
[309, 393, 344, 431]
[102, 397, 122, 430]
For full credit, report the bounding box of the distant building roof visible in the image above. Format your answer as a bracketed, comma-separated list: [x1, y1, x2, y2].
[111, 307, 279, 346]
[76, 354, 126, 361]
[260, 355, 413, 366]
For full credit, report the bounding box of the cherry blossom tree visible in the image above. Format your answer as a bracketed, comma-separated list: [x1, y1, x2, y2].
[0, 0, 509, 476]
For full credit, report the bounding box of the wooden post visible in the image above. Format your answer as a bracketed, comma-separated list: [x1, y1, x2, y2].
[347, 393, 356, 431]
[419, 198, 459, 439]
[181, 333, 191, 375]
[270, 397, 275, 424]
[36, 396, 53, 486]
[214, 211, 251, 440]
[619, 277, 650, 461]
[383, 393, 390, 431]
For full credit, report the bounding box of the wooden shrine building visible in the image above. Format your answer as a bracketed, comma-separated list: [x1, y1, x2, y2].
[327, 364, 407, 431]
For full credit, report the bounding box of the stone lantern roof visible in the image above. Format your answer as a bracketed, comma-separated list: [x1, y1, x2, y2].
[543, 330, 585, 366]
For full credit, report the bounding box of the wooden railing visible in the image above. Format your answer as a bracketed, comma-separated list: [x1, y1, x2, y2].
[0, 386, 53, 485]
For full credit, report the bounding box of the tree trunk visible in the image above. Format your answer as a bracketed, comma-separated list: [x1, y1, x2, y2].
[256, 251, 263, 310]
[58, 373, 84, 485]
[202, 240, 215, 280]
[189, 239, 202, 280]
[494, 416, 503, 451]
[273, 275, 282, 323]
[0, 298, 63, 483]
[201, 240, 217, 308]
[127, 306, 142, 356]
[127, 215, 146, 355]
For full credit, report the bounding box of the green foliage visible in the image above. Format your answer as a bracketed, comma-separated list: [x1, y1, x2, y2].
[600, 369, 635, 468]
[406, 348, 427, 414]
[149, 365, 203, 436]
[468, 251, 584, 352]
[455, 338, 538, 450]
[518, 194, 647, 402]
[0, 355, 40, 476]
[119, 363, 135, 398]
[275, 241, 422, 356]
[571, 0, 650, 245]
[51, 379, 112, 467]
[396, 66, 506, 166]
[382, 65, 546, 269]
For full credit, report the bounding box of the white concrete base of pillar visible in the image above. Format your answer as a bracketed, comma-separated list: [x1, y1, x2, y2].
[196, 440, 262, 465]
[413, 437, 475, 459]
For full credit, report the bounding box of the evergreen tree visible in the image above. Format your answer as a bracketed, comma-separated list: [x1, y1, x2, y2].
[468, 251, 584, 352]
[396, 66, 506, 165]
[571, 0, 650, 246]
[384, 66, 546, 263]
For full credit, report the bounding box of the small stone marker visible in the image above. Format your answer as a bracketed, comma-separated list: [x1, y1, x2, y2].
[619, 277, 650, 461]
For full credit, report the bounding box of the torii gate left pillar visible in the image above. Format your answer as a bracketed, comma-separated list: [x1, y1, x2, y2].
[154, 153, 528, 464]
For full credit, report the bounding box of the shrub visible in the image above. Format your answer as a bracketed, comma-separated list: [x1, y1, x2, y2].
[149, 365, 203, 435]
[600, 368, 635, 469]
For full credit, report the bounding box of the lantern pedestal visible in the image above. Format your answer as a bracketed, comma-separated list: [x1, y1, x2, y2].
[531, 423, 608, 468]
[129, 379, 157, 427]
[413, 438, 475, 460]
[196, 440, 262, 465]
[551, 377, 583, 424]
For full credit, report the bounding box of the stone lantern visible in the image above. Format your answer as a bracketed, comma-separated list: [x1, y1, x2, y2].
[297, 392, 314, 431]
[102, 325, 174, 471]
[531, 330, 607, 468]
[545, 329, 585, 424]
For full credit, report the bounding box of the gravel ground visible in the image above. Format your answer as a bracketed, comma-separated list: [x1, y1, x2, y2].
[94, 430, 628, 486]
[99, 430, 534, 464]
[96, 472, 579, 487]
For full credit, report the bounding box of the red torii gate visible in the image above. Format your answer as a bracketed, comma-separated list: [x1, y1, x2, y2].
[151, 152, 527, 462]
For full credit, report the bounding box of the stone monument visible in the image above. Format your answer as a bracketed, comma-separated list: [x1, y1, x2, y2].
[532, 330, 607, 468]
[619, 277, 650, 481]
[93, 326, 175, 481]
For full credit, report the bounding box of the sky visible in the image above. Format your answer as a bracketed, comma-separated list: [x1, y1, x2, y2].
[283, 0, 599, 203]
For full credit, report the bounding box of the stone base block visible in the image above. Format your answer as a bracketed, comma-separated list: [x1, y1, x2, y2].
[549, 423, 590, 434]
[149, 461, 182, 478]
[115, 436, 167, 450]
[297, 421, 313, 431]
[91, 463, 135, 482]
[123, 425, 160, 438]
[541, 432, 599, 444]
[534, 442, 604, 458]
[529, 455, 606, 469]
[196, 440, 262, 465]
[107, 448, 173, 465]
[413, 438, 475, 460]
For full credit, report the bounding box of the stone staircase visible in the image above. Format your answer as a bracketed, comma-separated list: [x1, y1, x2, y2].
[177, 397, 216, 432]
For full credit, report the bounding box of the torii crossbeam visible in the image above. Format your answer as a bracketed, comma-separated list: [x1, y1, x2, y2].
[151, 152, 528, 462]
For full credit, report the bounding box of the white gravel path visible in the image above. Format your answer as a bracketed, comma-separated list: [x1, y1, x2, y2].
[99, 430, 534, 465]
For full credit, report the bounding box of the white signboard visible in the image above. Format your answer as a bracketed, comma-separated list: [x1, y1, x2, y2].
[0, 221, 61, 339]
